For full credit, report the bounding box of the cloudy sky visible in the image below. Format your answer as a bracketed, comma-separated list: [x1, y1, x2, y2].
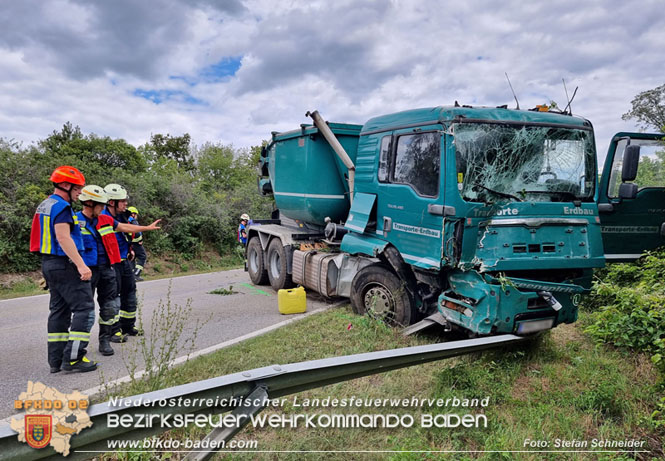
[1, 0, 663, 161]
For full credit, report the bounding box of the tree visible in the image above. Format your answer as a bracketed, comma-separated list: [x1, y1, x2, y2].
[622, 84, 665, 133]
[39, 122, 146, 173]
[149, 133, 195, 171]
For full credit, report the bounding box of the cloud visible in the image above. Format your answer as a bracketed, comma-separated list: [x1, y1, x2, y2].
[0, 0, 663, 161]
[0, 0, 246, 80]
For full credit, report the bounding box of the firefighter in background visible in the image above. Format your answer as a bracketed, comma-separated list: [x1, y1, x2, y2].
[76, 186, 125, 356]
[238, 213, 250, 245]
[30, 166, 97, 373]
[103, 184, 161, 338]
[127, 206, 147, 282]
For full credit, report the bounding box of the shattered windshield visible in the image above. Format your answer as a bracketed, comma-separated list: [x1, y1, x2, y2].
[453, 123, 595, 203]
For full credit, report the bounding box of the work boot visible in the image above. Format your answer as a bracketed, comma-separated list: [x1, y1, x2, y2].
[135, 275, 144, 282]
[62, 356, 98, 373]
[99, 337, 114, 356]
[50, 364, 61, 374]
[123, 326, 144, 336]
[110, 331, 128, 343]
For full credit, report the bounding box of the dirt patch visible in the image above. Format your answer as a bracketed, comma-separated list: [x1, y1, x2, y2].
[551, 323, 586, 344]
[511, 374, 532, 401]
[0, 271, 41, 289]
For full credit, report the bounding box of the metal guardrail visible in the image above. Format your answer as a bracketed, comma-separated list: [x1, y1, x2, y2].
[0, 334, 528, 460]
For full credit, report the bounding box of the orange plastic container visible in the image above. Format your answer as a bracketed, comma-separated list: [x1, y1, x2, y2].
[278, 286, 307, 314]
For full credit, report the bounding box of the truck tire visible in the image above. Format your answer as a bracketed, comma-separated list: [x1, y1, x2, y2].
[350, 265, 414, 326]
[267, 238, 294, 291]
[247, 237, 269, 285]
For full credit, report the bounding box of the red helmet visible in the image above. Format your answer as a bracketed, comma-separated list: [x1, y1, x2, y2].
[50, 166, 85, 186]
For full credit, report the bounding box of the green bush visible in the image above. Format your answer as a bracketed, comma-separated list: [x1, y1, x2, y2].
[583, 248, 665, 356]
[582, 248, 665, 429]
[0, 126, 274, 273]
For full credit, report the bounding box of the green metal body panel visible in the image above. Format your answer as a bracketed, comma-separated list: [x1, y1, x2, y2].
[361, 106, 590, 134]
[267, 123, 362, 225]
[345, 192, 377, 233]
[597, 132, 665, 260]
[340, 232, 388, 257]
[456, 204, 604, 271]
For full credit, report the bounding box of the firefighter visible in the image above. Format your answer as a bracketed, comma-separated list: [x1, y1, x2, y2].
[103, 184, 161, 338]
[238, 213, 250, 245]
[30, 166, 97, 373]
[76, 185, 121, 356]
[127, 206, 147, 282]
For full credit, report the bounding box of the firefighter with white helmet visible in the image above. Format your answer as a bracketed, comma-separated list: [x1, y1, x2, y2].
[76, 185, 122, 356]
[238, 213, 250, 245]
[103, 184, 162, 338]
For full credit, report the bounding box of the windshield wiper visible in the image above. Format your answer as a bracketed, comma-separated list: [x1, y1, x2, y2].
[472, 183, 523, 202]
[522, 190, 580, 202]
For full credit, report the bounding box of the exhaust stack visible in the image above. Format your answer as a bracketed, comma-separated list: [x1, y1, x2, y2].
[306, 110, 356, 205]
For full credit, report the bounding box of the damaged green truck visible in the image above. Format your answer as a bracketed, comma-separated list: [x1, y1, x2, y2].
[246, 106, 665, 336]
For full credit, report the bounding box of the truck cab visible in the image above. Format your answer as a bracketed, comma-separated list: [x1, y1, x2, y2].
[343, 107, 604, 334]
[250, 107, 664, 337]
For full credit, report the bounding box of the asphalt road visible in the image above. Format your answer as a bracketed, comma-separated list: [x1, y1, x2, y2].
[0, 269, 335, 420]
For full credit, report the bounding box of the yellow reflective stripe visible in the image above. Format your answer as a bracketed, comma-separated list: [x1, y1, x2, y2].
[98, 317, 115, 325]
[98, 227, 114, 236]
[43, 215, 51, 253]
[69, 335, 90, 340]
[81, 229, 93, 235]
[47, 333, 69, 342]
[68, 331, 90, 340]
[118, 310, 136, 319]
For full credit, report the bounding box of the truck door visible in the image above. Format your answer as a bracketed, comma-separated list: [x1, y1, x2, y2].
[374, 126, 444, 269]
[597, 132, 665, 261]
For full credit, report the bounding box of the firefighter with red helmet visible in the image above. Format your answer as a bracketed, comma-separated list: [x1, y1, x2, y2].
[30, 166, 97, 373]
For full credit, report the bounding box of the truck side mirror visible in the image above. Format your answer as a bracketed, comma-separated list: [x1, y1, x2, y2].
[618, 182, 637, 199]
[260, 145, 268, 158]
[621, 145, 640, 182]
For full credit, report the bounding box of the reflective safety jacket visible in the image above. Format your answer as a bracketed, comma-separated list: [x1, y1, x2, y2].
[30, 194, 84, 256]
[238, 222, 247, 244]
[102, 208, 130, 259]
[128, 215, 143, 243]
[76, 212, 121, 266]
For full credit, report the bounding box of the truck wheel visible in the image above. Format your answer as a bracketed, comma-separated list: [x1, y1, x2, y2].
[247, 237, 269, 285]
[350, 265, 414, 326]
[267, 238, 294, 291]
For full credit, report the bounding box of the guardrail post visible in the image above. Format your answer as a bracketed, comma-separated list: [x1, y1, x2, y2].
[184, 385, 269, 461]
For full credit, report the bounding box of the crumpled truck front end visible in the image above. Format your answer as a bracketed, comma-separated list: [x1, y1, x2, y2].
[438, 269, 591, 335]
[439, 204, 604, 335]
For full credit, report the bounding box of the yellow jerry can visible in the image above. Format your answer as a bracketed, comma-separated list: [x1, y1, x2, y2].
[278, 286, 307, 314]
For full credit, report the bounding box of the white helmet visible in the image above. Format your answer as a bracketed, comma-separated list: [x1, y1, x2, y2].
[104, 183, 128, 200]
[79, 185, 108, 204]
[241, 213, 250, 221]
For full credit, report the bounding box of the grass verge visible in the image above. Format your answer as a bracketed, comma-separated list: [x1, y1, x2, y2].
[97, 307, 663, 459]
[0, 251, 242, 300]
